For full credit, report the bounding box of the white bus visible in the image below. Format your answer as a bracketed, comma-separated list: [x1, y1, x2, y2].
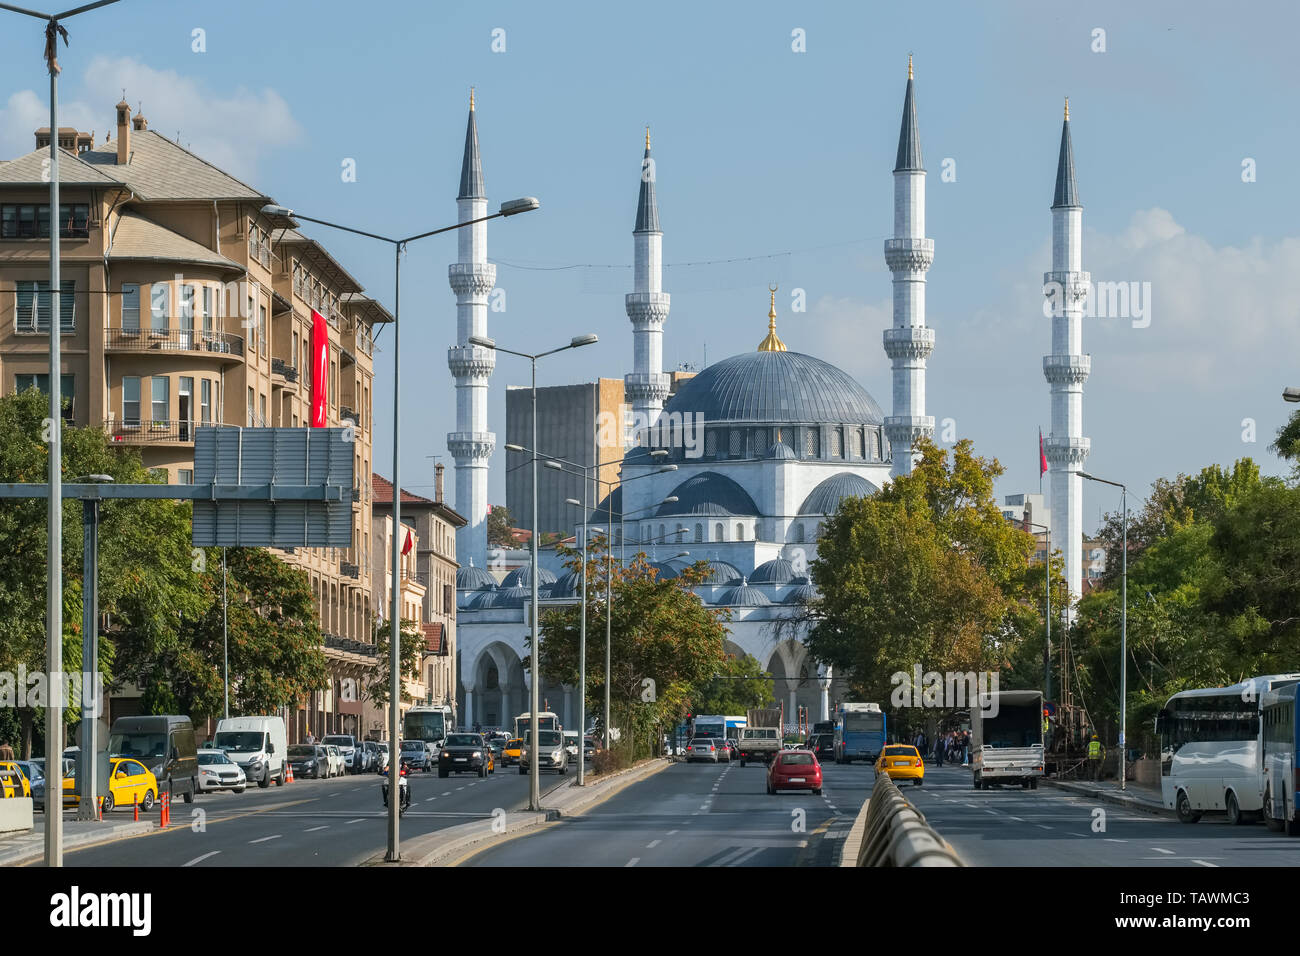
[1262, 682, 1300, 835]
[403, 705, 453, 747]
[514, 711, 560, 740]
[1158, 673, 1300, 825]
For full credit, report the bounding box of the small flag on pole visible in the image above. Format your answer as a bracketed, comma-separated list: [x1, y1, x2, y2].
[402, 528, 413, 556]
[1039, 428, 1048, 476]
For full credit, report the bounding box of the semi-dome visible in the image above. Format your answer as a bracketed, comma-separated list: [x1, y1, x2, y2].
[476, 585, 532, 609]
[750, 556, 797, 586]
[657, 471, 759, 517]
[660, 350, 885, 426]
[502, 564, 558, 588]
[587, 485, 622, 525]
[798, 472, 879, 516]
[466, 587, 498, 610]
[784, 583, 819, 605]
[456, 560, 496, 590]
[697, 559, 743, 585]
[549, 568, 581, 598]
[715, 577, 773, 607]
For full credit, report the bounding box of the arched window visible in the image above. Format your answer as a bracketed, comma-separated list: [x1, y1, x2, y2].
[729, 429, 743, 458]
[830, 427, 843, 458]
[695, 523, 703, 542]
[659, 523, 665, 541]
[803, 428, 820, 458]
[794, 523, 805, 544]
[705, 429, 718, 458]
[851, 427, 863, 459]
[716, 522, 725, 541]
[736, 523, 744, 541]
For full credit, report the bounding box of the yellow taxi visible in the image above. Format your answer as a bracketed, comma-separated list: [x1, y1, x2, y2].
[63, 757, 160, 812]
[876, 744, 925, 786]
[502, 738, 524, 767]
[0, 762, 30, 798]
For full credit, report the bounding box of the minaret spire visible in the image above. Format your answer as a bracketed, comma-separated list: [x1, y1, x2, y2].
[1043, 103, 1090, 613]
[883, 57, 935, 478]
[447, 93, 497, 567]
[626, 129, 670, 442]
[757, 286, 787, 352]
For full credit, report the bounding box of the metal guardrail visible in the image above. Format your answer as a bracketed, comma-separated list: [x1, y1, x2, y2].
[856, 773, 964, 867]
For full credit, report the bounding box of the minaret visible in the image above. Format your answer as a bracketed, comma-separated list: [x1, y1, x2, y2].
[624, 127, 671, 444]
[447, 88, 497, 566]
[882, 56, 935, 478]
[1043, 98, 1091, 610]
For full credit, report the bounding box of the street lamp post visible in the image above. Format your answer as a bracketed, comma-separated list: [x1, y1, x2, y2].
[73, 473, 111, 822]
[563, 495, 588, 786]
[1080, 471, 1127, 791]
[2, 0, 122, 869]
[470, 333, 598, 810]
[1025, 521, 1052, 702]
[261, 195, 539, 862]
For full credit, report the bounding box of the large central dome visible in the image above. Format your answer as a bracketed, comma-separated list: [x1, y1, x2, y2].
[662, 350, 884, 426]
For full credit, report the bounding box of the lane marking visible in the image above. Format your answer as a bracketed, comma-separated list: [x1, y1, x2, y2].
[1008, 816, 1024, 822]
[625, 857, 640, 867]
[1192, 859, 1218, 867]
[182, 850, 221, 867]
[345, 818, 365, 824]
[1104, 838, 1128, 843]
[666, 829, 679, 836]
[1151, 847, 1175, 855]
[1036, 824, 1053, 830]
[304, 825, 328, 832]
[425, 797, 436, 802]
[248, 834, 282, 844]
[646, 840, 661, 849]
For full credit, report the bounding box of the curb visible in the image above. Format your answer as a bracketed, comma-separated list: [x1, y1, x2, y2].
[0, 820, 158, 866]
[838, 796, 870, 867]
[1040, 778, 1167, 815]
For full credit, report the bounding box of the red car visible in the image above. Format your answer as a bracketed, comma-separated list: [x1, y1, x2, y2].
[767, 749, 823, 795]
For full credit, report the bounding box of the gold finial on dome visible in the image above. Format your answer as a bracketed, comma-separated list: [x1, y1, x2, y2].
[470, 86, 475, 111]
[1064, 96, 1069, 121]
[758, 284, 787, 352]
[645, 125, 650, 150]
[908, 53, 913, 80]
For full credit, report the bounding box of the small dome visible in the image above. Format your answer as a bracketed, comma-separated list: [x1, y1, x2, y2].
[502, 564, 557, 588]
[481, 585, 532, 609]
[790, 573, 810, 585]
[550, 568, 582, 598]
[750, 556, 797, 585]
[456, 561, 496, 590]
[466, 587, 498, 610]
[765, 441, 796, 460]
[716, 578, 773, 607]
[658, 471, 760, 517]
[798, 472, 878, 516]
[697, 560, 743, 585]
[649, 561, 682, 580]
[785, 583, 819, 605]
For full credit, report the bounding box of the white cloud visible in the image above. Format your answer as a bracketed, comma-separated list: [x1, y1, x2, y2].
[0, 57, 302, 181]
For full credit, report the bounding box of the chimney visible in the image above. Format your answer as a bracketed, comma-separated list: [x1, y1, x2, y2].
[115, 98, 130, 165]
[434, 463, 445, 504]
[132, 109, 147, 131]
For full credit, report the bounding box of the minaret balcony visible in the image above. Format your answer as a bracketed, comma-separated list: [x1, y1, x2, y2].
[1042, 270, 1091, 308]
[447, 431, 496, 462]
[1042, 354, 1091, 385]
[625, 292, 671, 327]
[883, 326, 935, 361]
[625, 371, 671, 402]
[448, 262, 497, 297]
[1043, 436, 1091, 467]
[447, 344, 497, 380]
[883, 237, 934, 273]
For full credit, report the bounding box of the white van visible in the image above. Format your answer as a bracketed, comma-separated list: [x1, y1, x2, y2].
[213, 716, 287, 788]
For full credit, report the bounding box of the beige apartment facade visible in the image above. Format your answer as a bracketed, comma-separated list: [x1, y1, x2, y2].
[0, 101, 389, 743]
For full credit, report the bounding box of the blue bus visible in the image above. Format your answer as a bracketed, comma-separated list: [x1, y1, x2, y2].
[1262, 682, 1300, 835]
[834, 702, 886, 764]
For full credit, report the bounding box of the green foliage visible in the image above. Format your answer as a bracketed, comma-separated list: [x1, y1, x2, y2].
[367, 617, 424, 706]
[802, 438, 1042, 704]
[487, 504, 514, 547]
[691, 653, 773, 714]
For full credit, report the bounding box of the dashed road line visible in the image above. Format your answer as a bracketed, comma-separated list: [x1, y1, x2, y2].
[346, 818, 365, 824]
[182, 850, 221, 867]
[646, 839, 661, 849]
[625, 857, 640, 867]
[667, 829, 678, 836]
[304, 825, 328, 832]
[1151, 847, 1175, 855]
[248, 834, 282, 844]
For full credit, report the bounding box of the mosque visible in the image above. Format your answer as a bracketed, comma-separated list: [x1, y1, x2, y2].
[448, 62, 1086, 732]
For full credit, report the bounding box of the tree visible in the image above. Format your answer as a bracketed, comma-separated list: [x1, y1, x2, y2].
[801, 438, 1039, 704]
[367, 616, 425, 706]
[690, 653, 773, 714]
[487, 504, 514, 548]
[534, 538, 731, 755]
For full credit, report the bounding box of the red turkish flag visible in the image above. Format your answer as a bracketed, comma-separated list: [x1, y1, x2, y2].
[402, 528, 413, 556]
[1039, 428, 1048, 476]
[311, 310, 328, 427]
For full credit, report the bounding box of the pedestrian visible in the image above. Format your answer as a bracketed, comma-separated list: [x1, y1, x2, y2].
[0, 741, 13, 761]
[933, 733, 944, 767]
[1087, 734, 1104, 781]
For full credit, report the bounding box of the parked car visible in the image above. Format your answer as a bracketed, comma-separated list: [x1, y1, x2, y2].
[214, 716, 287, 788]
[323, 734, 362, 774]
[12, 760, 44, 805]
[439, 733, 495, 778]
[360, 741, 381, 773]
[108, 714, 199, 804]
[65, 757, 161, 811]
[0, 761, 30, 798]
[875, 744, 924, 787]
[399, 739, 432, 772]
[686, 739, 720, 763]
[197, 749, 247, 793]
[767, 750, 823, 795]
[502, 738, 523, 766]
[287, 744, 324, 779]
[520, 729, 568, 775]
[373, 741, 389, 774]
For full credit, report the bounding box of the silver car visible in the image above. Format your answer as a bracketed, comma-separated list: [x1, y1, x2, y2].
[686, 738, 720, 763]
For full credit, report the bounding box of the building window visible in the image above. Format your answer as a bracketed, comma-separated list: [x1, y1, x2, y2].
[200, 379, 212, 424]
[705, 429, 718, 458]
[851, 427, 863, 459]
[121, 283, 140, 331]
[715, 523, 724, 541]
[14, 373, 73, 421]
[122, 376, 140, 425]
[830, 427, 843, 458]
[875, 430, 883, 461]
[178, 469, 193, 484]
[803, 428, 820, 458]
[735, 523, 744, 541]
[752, 428, 767, 454]
[247, 387, 255, 424]
[1, 202, 88, 239]
[15, 280, 75, 333]
[794, 523, 805, 544]
[202, 286, 214, 335]
[258, 303, 267, 354]
[695, 523, 703, 543]
[150, 282, 169, 332]
[151, 376, 169, 425]
[180, 284, 195, 347]
[260, 393, 267, 427]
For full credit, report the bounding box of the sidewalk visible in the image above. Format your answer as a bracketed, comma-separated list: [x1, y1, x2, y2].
[0, 816, 157, 866]
[1040, 776, 1167, 814]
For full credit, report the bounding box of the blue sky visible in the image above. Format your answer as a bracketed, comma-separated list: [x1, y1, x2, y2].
[2, 0, 1298, 526]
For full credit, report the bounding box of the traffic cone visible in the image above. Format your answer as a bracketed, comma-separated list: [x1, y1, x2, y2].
[133, 793, 139, 821]
[285, 762, 293, 784]
[97, 796, 103, 821]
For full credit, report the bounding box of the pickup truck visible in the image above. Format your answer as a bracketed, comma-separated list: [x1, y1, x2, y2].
[737, 726, 781, 766]
[971, 690, 1045, 790]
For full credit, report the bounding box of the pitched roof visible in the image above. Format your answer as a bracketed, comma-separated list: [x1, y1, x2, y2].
[894, 76, 923, 172]
[422, 621, 445, 654]
[78, 130, 268, 201]
[1052, 118, 1081, 208]
[108, 210, 243, 270]
[458, 106, 485, 200]
[372, 473, 433, 506]
[634, 141, 660, 233]
[0, 147, 122, 187]
[273, 227, 365, 295]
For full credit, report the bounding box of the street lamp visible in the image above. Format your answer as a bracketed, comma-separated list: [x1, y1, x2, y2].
[70, 473, 111, 822]
[2, 0, 122, 869]
[1080, 471, 1127, 791]
[471, 333, 598, 810]
[1024, 521, 1053, 702]
[1283, 387, 1300, 403]
[262, 196, 539, 861]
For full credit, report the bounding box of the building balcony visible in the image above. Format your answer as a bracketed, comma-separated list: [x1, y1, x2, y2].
[271, 357, 299, 382]
[340, 561, 360, 579]
[105, 328, 244, 361]
[103, 418, 204, 445]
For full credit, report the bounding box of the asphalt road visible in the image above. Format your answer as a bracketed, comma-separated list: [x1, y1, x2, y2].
[59, 760, 561, 867]
[912, 765, 1300, 866]
[462, 757, 877, 867]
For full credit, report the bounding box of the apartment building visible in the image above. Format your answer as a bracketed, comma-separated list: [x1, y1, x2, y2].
[0, 100, 389, 742]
